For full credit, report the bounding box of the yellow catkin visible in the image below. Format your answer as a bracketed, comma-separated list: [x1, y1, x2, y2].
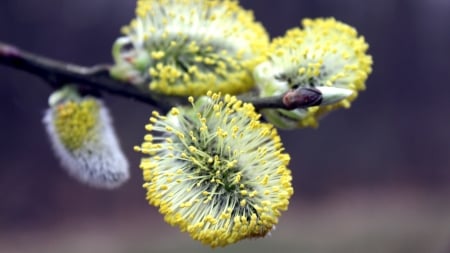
[256, 17, 373, 129]
[136, 91, 293, 247]
[119, 0, 269, 96]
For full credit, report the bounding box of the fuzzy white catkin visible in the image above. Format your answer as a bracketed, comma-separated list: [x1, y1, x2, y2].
[43, 100, 129, 189]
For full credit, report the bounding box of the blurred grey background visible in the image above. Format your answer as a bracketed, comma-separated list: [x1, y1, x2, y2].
[0, 0, 450, 252]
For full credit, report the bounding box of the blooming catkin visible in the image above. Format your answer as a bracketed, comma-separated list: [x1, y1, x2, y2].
[43, 96, 129, 189]
[111, 0, 269, 96]
[254, 18, 373, 129]
[135, 91, 293, 247]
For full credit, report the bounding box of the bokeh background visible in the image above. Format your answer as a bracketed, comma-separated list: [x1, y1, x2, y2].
[1, 0, 450, 252]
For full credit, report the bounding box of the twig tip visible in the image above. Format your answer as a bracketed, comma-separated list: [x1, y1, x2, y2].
[0, 43, 20, 57]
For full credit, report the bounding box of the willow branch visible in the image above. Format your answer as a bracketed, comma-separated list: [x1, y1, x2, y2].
[0, 41, 320, 111]
[0, 42, 171, 106]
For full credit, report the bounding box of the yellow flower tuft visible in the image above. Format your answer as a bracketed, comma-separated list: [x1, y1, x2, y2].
[52, 99, 99, 150]
[117, 0, 269, 96]
[254, 17, 373, 128]
[135, 92, 293, 247]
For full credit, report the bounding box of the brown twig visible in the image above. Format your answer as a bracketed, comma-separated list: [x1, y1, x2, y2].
[0, 41, 321, 111]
